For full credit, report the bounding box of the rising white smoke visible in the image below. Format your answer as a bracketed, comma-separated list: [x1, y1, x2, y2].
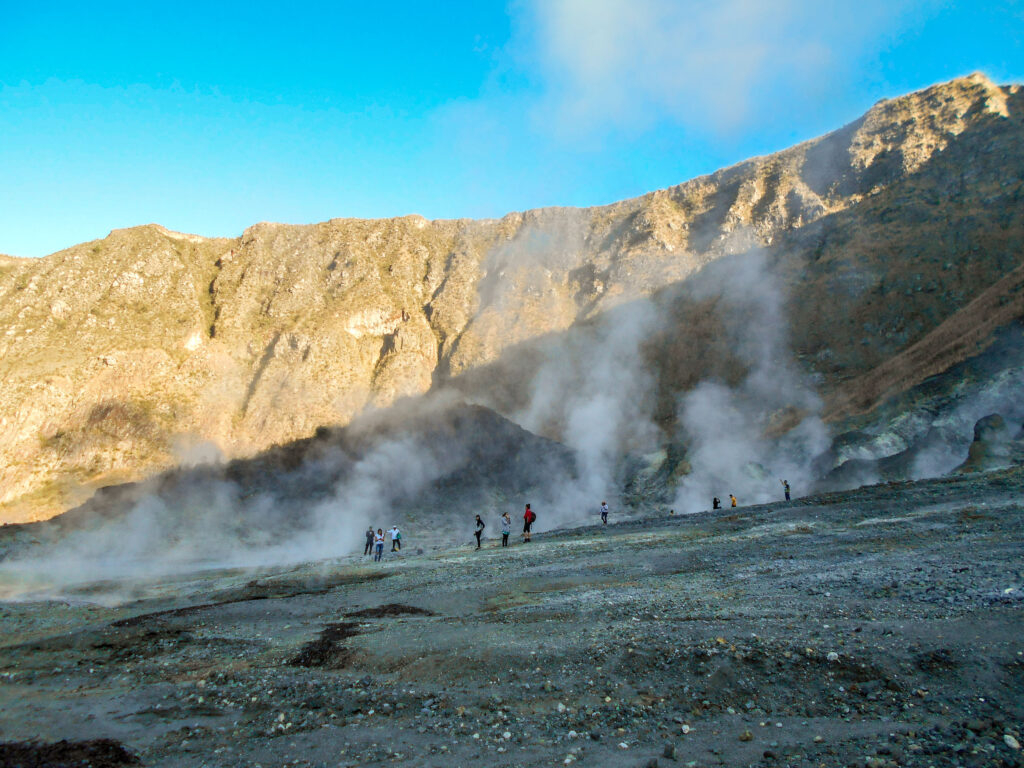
[672, 248, 830, 512]
[0, 394, 479, 600]
[514, 299, 662, 523]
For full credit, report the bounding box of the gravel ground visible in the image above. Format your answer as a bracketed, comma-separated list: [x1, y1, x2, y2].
[0, 468, 1022, 767]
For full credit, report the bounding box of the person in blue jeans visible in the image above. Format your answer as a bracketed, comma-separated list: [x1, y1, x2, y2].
[500, 512, 511, 547]
[373, 528, 385, 561]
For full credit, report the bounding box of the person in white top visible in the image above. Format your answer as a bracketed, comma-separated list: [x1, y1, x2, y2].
[389, 525, 402, 552]
[600, 501, 609, 525]
[373, 529, 385, 562]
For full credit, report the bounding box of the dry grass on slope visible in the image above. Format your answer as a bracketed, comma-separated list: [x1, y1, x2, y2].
[825, 260, 1024, 421]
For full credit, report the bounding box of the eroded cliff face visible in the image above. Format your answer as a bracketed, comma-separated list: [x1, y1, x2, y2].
[1, 73, 1021, 522]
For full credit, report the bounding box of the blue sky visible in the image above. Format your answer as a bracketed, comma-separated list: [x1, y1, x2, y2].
[1, 0, 1022, 257]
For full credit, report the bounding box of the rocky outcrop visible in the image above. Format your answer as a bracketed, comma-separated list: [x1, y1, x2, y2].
[1, 74, 1022, 522]
[955, 414, 1024, 473]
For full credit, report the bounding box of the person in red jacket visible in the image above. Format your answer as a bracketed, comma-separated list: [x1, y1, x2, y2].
[523, 503, 536, 542]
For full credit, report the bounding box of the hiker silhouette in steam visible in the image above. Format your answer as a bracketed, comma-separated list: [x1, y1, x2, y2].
[474, 515, 485, 549]
[781, 479, 791, 501]
[364, 526, 375, 556]
[713, 497, 721, 510]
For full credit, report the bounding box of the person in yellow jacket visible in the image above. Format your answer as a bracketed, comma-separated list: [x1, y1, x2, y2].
[729, 494, 737, 508]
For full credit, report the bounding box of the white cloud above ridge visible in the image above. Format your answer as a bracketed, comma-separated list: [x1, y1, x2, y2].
[519, 0, 930, 137]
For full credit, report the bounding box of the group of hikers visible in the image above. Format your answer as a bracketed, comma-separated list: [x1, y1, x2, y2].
[363, 525, 401, 562]
[712, 479, 791, 510]
[364, 500, 618, 561]
[474, 502, 539, 548]
[365, 482, 794, 561]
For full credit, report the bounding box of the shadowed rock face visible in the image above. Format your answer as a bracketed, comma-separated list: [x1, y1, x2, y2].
[1, 74, 1023, 522]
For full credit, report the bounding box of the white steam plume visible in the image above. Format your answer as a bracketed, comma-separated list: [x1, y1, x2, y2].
[514, 299, 662, 523]
[0, 396, 472, 600]
[673, 248, 830, 512]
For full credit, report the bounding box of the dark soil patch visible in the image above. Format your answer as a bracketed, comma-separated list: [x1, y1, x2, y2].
[915, 648, 961, 672]
[345, 603, 435, 619]
[112, 572, 392, 628]
[289, 622, 362, 668]
[0, 738, 138, 767]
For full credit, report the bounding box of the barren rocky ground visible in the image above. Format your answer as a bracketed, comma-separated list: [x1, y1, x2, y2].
[1, 468, 1022, 767]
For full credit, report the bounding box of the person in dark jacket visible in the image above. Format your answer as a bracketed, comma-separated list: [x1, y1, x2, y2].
[364, 526, 375, 556]
[474, 515, 485, 549]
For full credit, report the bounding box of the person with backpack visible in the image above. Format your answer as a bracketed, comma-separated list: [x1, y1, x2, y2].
[390, 525, 402, 551]
[364, 526, 375, 556]
[600, 501, 609, 525]
[474, 515, 485, 549]
[500, 512, 511, 547]
[523, 503, 536, 542]
[373, 528, 385, 562]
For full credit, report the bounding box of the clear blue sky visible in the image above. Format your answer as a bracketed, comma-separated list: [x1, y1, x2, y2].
[1, 0, 1022, 257]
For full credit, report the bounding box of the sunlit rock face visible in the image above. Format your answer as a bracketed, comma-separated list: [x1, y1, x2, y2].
[1, 74, 1022, 522]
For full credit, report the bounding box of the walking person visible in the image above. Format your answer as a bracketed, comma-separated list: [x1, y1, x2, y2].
[474, 515, 485, 549]
[373, 528, 385, 562]
[600, 501, 609, 525]
[500, 512, 511, 547]
[364, 526, 375, 556]
[781, 479, 791, 501]
[730, 494, 737, 508]
[523, 503, 536, 542]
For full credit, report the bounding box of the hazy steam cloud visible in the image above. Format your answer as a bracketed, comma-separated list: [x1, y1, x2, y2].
[515, 299, 662, 521]
[673, 249, 830, 512]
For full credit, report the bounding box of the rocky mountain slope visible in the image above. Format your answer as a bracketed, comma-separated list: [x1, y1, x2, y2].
[1, 73, 1022, 523]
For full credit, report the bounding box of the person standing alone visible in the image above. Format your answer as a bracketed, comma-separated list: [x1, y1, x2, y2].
[523, 504, 536, 542]
[500, 512, 511, 547]
[600, 501, 609, 525]
[474, 515, 485, 549]
[781, 480, 791, 501]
